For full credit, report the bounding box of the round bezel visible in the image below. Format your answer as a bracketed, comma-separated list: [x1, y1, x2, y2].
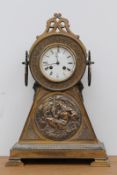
[29, 33, 86, 91]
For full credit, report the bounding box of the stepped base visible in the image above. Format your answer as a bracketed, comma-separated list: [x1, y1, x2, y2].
[6, 142, 109, 166]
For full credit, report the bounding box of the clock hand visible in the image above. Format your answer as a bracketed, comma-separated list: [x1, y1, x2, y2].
[44, 61, 60, 66]
[44, 62, 57, 66]
[55, 54, 60, 65]
[55, 48, 60, 64]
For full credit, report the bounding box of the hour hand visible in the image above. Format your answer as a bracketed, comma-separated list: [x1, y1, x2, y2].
[43, 62, 56, 66]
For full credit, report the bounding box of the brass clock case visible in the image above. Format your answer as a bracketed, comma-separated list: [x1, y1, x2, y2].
[7, 13, 109, 167]
[29, 33, 87, 91]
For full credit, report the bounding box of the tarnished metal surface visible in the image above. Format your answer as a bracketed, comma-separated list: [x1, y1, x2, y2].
[35, 94, 82, 140]
[13, 143, 105, 151]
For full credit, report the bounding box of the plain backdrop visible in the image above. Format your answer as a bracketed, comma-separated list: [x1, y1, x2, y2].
[0, 0, 117, 156]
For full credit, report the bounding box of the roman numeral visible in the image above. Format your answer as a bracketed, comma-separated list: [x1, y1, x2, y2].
[56, 74, 59, 78]
[45, 55, 49, 57]
[43, 61, 48, 64]
[45, 67, 49, 70]
[67, 55, 71, 58]
[50, 50, 54, 54]
[68, 62, 73, 64]
[63, 50, 66, 54]
[67, 68, 71, 71]
[50, 71, 53, 75]
[57, 46, 60, 53]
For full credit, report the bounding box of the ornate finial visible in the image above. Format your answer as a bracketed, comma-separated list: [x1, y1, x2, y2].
[45, 13, 71, 33]
[54, 13, 62, 19]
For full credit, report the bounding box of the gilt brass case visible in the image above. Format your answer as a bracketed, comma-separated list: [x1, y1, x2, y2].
[6, 13, 109, 167]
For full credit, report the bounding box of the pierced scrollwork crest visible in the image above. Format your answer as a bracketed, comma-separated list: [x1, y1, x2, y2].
[35, 94, 82, 140]
[44, 13, 78, 37]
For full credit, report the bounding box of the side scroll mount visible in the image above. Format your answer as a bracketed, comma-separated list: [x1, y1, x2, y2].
[22, 51, 29, 86]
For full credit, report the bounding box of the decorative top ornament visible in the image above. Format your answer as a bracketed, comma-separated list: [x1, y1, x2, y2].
[45, 13, 76, 35]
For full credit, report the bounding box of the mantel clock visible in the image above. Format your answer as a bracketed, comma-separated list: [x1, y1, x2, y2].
[7, 13, 109, 166]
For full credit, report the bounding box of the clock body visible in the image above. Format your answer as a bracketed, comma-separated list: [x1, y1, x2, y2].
[6, 13, 109, 167]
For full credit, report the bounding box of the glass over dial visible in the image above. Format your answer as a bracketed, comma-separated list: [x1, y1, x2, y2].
[40, 46, 76, 82]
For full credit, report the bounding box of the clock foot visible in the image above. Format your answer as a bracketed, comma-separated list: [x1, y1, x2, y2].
[6, 158, 24, 167]
[90, 158, 110, 167]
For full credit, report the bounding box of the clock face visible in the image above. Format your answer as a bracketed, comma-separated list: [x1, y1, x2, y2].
[40, 46, 76, 82]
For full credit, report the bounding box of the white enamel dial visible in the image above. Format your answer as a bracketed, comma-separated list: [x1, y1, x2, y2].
[40, 46, 76, 82]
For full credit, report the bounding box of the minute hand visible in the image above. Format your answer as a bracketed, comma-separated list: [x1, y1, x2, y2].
[55, 51, 59, 63]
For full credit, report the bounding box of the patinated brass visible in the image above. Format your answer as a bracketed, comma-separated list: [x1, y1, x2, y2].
[34, 94, 82, 141]
[29, 35, 86, 91]
[6, 13, 109, 167]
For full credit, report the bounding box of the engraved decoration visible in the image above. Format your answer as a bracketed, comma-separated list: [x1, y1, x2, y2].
[30, 35, 86, 91]
[35, 94, 82, 140]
